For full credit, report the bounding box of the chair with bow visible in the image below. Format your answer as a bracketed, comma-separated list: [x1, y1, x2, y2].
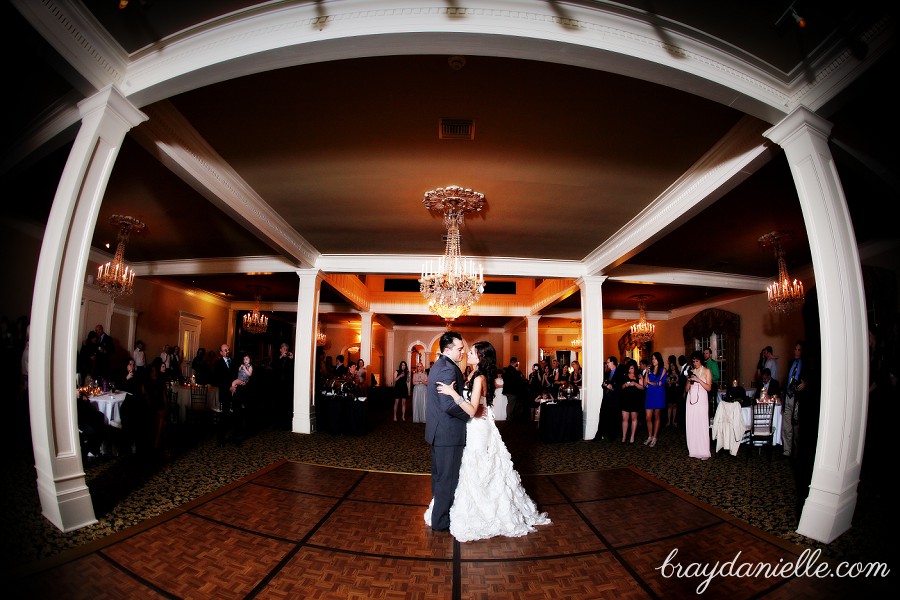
[746, 401, 776, 458]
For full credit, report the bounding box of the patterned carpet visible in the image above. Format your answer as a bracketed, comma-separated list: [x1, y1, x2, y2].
[0, 396, 891, 582]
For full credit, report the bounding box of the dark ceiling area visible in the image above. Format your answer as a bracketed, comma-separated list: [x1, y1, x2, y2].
[4, 1, 898, 328]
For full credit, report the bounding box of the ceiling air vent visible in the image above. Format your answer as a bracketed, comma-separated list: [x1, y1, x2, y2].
[440, 118, 474, 140]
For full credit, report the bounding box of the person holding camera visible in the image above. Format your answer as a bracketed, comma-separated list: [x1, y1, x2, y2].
[684, 351, 711, 460]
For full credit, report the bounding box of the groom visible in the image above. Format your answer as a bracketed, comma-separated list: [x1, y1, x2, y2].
[424, 330, 469, 532]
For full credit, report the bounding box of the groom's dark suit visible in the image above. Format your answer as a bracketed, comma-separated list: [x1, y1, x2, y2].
[424, 353, 469, 530]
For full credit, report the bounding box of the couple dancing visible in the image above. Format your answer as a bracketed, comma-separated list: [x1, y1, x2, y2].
[424, 331, 550, 542]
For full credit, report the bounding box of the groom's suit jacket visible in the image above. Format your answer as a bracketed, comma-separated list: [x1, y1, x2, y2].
[424, 354, 468, 446]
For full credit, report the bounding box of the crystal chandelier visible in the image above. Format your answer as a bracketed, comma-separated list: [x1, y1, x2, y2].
[571, 320, 582, 350]
[242, 285, 269, 334]
[419, 186, 486, 323]
[97, 215, 145, 299]
[759, 231, 805, 314]
[316, 322, 327, 346]
[630, 294, 655, 344]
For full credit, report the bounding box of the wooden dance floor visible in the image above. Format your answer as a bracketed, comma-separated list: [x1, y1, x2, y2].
[10, 461, 867, 598]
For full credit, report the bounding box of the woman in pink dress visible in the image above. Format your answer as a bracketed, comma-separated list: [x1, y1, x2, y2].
[684, 350, 711, 460]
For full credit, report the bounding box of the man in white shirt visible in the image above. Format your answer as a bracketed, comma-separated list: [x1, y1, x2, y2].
[133, 340, 146, 378]
[763, 346, 779, 381]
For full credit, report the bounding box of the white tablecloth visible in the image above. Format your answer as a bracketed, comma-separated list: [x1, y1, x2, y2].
[89, 391, 127, 429]
[173, 385, 220, 423]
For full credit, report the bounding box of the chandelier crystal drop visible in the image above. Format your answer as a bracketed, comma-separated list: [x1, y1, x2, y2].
[419, 186, 486, 322]
[630, 295, 655, 344]
[242, 285, 269, 334]
[97, 215, 145, 300]
[759, 231, 805, 314]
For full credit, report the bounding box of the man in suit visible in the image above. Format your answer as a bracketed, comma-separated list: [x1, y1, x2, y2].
[598, 356, 621, 441]
[502, 357, 526, 422]
[424, 331, 469, 532]
[333, 355, 347, 377]
[754, 368, 781, 403]
[782, 341, 807, 458]
[272, 342, 294, 430]
[94, 324, 114, 380]
[212, 343, 238, 445]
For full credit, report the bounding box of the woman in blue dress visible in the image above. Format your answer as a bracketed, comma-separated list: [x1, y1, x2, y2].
[642, 352, 666, 447]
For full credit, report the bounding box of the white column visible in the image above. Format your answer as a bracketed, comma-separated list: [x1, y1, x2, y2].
[29, 87, 147, 531]
[578, 276, 606, 440]
[765, 106, 867, 543]
[291, 269, 323, 434]
[385, 328, 395, 385]
[525, 315, 541, 368]
[359, 311, 373, 368]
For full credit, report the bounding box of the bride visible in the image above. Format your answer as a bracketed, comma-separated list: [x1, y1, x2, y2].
[424, 341, 550, 542]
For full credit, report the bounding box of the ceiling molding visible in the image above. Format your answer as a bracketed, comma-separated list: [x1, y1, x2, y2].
[608, 264, 770, 291]
[131, 101, 318, 267]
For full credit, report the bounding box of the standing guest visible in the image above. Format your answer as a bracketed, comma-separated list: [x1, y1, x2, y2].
[411, 363, 429, 423]
[118, 358, 146, 455]
[94, 324, 114, 380]
[356, 358, 368, 388]
[78, 330, 99, 385]
[677, 354, 689, 431]
[333, 355, 347, 377]
[763, 346, 779, 382]
[159, 344, 172, 381]
[229, 352, 253, 441]
[273, 343, 294, 429]
[620, 361, 643, 444]
[426, 340, 550, 541]
[642, 352, 666, 447]
[212, 344, 238, 446]
[170, 345, 183, 384]
[753, 348, 767, 389]
[146, 357, 170, 459]
[782, 341, 808, 458]
[685, 351, 711, 460]
[665, 355, 680, 427]
[570, 360, 583, 388]
[598, 357, 621, 441]
[554, 361, 570, 394]
[324, 355, 335, 377]
[502, 357, 526, 422]
[703, 347, 720, 404]
[191, 348, 208, 384]
[133, 340, 147, 382]
[422, 331, 468, 532]
[393, 361, 410, 421]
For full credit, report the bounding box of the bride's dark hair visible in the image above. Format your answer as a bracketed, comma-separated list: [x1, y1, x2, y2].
[468, 341, 497, 406]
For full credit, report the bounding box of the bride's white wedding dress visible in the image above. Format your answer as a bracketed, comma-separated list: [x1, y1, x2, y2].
[424, 397, 550, 542]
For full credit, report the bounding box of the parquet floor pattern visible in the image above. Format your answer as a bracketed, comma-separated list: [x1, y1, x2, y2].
[9, 461, 866, 599]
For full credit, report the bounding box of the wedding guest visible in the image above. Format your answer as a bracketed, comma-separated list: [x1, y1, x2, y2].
[412, 363, 428, 423]
[685, 351, 711, 460]
[642, 352, 665, 447]
[393, 361, 410, 421]
[665, 354, 680, 427]
[620, 361, 643, 444]
[191, 348, 208, 384]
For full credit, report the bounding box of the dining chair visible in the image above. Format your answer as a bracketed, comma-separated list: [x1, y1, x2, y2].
[746, 400, 776, 458]
[186, 385, 209, 428]
[166, 385, 180, 425]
